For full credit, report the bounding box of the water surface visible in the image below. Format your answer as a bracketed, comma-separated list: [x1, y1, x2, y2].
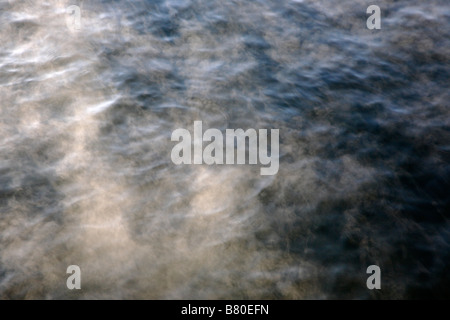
[0, 0, 449, 299]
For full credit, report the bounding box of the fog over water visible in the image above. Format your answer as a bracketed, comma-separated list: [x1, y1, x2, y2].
[0, 0, 449, 299]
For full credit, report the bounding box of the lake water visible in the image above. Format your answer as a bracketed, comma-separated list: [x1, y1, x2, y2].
[0, 0, 449, 299]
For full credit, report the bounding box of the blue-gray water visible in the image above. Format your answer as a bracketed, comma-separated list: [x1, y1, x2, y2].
[0, 0, 449, 299]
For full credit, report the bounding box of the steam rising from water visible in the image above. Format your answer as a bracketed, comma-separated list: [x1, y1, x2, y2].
[1, 0, 449, 299]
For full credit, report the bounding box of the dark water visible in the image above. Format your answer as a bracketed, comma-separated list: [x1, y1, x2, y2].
[0, 0, 449, 299]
